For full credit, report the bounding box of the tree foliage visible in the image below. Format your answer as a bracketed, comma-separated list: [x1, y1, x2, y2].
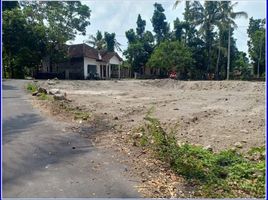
[3, 1, 262, 81]
[124, 15, 154, 74]
[86, 30, 106, 50]
[147, 41, 193, 79]
[247, 17, 266, 76]
[151, 3, 169, 44]
[136, 14, 146, 37]
[104, 32, 122, 52]
[86, 30, 121, 52]
[2, 1, 91, 78]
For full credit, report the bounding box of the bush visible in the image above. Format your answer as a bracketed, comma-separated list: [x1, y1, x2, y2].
[135, 114, 265, 197]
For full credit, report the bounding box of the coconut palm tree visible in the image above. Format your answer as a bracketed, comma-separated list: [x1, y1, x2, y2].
[188, 1, 221, 73]
[86, 30, 105, 50]
[216, 2, 248, 80]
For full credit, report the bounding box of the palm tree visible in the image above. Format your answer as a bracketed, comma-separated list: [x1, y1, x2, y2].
[86, 30, 105, 50]
[174, 1, 220, 74]
[216, 2, 248, 80]
[188, 1, 221, 73]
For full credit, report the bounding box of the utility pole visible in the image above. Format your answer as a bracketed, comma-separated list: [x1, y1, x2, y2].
[227, 25, 231, 80]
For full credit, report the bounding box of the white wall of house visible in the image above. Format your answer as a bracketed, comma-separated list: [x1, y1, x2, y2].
[83, 56, 122, 79]
[84, 57, 101, 79]
[109, 55, 121, 65]
[109, 55, 122, 79]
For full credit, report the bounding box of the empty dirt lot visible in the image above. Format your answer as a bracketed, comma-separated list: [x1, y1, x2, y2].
[38, 79, 265, 152]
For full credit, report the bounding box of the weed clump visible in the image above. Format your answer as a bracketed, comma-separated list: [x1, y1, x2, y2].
[37, 93, 52, 100]
[135, 114, 265, 198]
[26, 82, 38, 93]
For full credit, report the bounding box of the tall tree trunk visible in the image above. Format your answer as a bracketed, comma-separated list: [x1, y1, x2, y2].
[206, 25, 212, 74]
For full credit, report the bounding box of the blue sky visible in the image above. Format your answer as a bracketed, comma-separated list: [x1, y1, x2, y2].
[70, 0, 266, 58]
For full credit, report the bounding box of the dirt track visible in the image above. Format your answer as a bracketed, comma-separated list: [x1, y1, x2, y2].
[39, 79, 265, 152]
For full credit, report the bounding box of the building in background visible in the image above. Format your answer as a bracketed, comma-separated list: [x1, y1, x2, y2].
[40, 43, 126, 80]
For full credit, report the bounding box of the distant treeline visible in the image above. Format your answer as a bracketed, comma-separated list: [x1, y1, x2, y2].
[2, 1, 266, 80]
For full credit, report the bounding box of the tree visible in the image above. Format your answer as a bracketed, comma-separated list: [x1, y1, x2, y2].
[124, 32, 154, 74]
[2, 8, 47, 78]
[20, 1, 91, 69]
[183, 1, 199, 46]
[124, 15, 154, 74]
[86, 31, 121, 52]
[151, 3, 169, 44]
[216, 1, 248, 80]
[233, 51, 251, 80]
[104, 32, 122, 52]
[136, 14, 146, 37]
[86, 30, 105, 50]
[2, 1, 91, 78]
[2, 1, 19, 11]
[126, 29, 137, 44]
[124, 42, 149, 74]
[247, 18, 265, 77]
[178, 1, 207, 79]
[176, 1, 220, 74]
[173, 18, 185, 42]
[147, 41, 193, 79]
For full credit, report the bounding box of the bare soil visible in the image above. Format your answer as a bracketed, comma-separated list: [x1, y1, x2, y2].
[34, 79, 265, 197]
[38, 79, 265, 152]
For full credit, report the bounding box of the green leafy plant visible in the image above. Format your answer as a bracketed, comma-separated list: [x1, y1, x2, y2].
[37, 93, 51, 100]
[136, 113, 265, 197]
[26, 82, 38, 93]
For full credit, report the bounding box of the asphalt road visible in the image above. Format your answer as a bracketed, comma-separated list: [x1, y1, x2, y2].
[2, 79, 139, 198]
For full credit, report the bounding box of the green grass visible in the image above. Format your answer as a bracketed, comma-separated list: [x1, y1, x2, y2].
[37, 93, 52, 100]
[26, 83, 51, 100]
[73, 110, 91, 120]
[26, 82, 38, 93]
[134, 113, 265, 198]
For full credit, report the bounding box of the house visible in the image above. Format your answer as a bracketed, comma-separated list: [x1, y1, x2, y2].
[40, 43, 124, 80]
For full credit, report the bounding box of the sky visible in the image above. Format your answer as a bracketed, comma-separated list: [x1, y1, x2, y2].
[69, 0, 266, 58]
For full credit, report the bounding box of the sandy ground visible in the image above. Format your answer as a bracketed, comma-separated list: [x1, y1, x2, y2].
[38, 79, 265, 152]
[31, 79, 266, 197]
